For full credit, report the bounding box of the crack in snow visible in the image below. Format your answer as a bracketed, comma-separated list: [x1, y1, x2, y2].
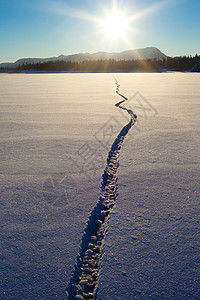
[66, 78, 137, 299]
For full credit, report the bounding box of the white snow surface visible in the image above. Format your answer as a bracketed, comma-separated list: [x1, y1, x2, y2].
[0, 73, 199, 299]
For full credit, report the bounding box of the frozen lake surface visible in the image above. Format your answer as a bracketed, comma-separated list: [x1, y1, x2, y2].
[0, 73, 199, 299]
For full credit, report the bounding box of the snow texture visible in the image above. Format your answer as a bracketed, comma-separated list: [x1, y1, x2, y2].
[67, 79, 137, 299]
[0, 73, 200, 300]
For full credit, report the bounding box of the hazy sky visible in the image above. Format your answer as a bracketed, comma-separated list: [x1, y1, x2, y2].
[0, 0, 199, 63]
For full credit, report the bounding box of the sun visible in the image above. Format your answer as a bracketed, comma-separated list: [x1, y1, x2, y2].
[100, 10, 129, 40]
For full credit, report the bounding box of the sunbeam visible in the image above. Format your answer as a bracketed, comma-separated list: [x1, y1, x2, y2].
[37, 0, 176, 43]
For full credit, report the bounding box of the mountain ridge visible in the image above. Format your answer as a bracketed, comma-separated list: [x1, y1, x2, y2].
[0, 47, 169, 69]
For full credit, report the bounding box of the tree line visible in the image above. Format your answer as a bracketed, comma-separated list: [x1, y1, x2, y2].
[2, 54, 200, 72]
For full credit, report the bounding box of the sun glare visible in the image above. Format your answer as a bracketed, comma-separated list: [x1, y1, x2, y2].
[100, 10, 129, 40]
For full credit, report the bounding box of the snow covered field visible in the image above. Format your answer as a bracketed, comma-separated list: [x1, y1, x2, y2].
[0, 73, 199, 299]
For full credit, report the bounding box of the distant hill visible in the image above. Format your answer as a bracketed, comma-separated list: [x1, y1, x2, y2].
[0, 47, 168, 69]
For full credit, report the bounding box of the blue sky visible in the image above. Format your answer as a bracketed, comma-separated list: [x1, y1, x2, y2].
[0, 0, 199, 63]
